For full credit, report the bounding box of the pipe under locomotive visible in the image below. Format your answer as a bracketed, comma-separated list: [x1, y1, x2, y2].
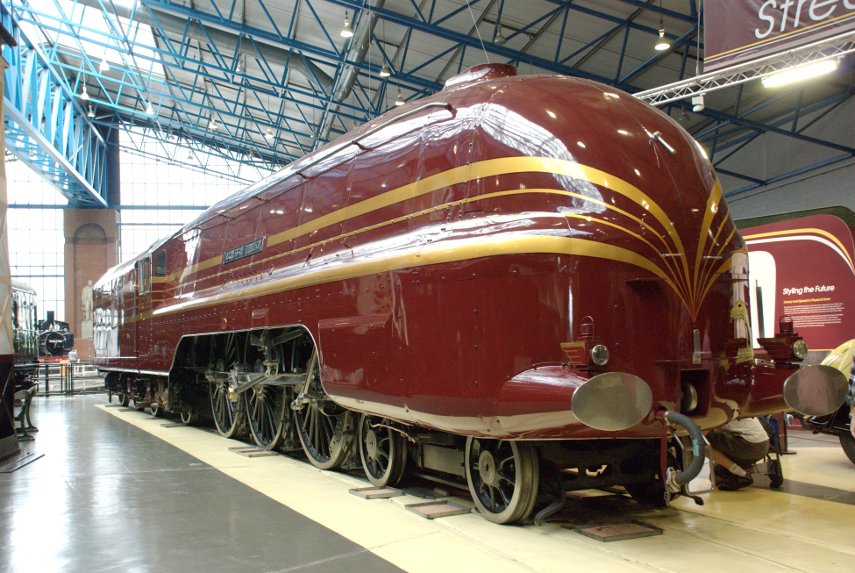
[94, 64, 845, 524]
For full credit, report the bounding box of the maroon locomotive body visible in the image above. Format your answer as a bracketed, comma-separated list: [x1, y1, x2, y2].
[94, 64, 844, 523]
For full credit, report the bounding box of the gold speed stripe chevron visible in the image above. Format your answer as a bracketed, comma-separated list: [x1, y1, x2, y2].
[692, 180, 724, 311]
[696, 208, 738, 313]
[154, 186, 693, 306]
[153, 233, 699, 319]
[562, 213, 690, 309]
[158, 156, 689, 288]
[743, 228, 855, 273]
[697, 225, 738, 312]
[697, 251, 745, 317]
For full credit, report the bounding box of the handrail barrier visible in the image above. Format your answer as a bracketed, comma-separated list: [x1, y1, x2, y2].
[15, 361, 104, 396]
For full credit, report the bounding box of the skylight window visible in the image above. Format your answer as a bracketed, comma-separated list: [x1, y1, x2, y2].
[14, 0, 165, 80]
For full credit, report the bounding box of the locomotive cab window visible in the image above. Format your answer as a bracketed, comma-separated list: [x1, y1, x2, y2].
[137, 258, 151, 294]
[154, 250, 167, 277]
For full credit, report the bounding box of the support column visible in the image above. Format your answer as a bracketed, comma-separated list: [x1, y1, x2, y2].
[64, 209, 119, 361]
[100, 124, 121, 208]
[0, 53, 19, 460]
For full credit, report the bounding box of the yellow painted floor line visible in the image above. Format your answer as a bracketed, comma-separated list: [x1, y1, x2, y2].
[98, 404, 855, 573]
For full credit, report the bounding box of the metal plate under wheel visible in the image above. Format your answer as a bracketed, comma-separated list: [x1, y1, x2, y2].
[160, 422, 184, 428]
[0, 452, 45, 473]
[401, 486, 447, 499]
[228, 446, 279, 458]
[566, 519, 663, 542]
[405, 500, 471, 519]
[349, 486, 404, 499]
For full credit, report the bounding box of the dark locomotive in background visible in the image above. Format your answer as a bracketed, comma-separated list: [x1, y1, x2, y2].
[12, 282, 75, 391]
[94, 65, 846, 524]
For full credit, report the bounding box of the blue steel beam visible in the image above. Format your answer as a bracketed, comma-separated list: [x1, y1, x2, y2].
[1, 3, 107, 207]
[724, 153, 854, 197]
[14, 1, 405, 147]
[8, 0, 849, 196]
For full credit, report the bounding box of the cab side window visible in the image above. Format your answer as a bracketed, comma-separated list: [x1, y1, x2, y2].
[155, 250, 167, 277]
[137, 258, 151, 294]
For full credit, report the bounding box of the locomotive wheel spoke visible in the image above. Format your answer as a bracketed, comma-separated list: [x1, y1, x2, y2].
[358, 415, 407, 487]
[246, 384, 287, 450]
[209, 380, 244, 438]
[150, 381, 165, 417]
[294, 357, 353, 470]
[180, 409, 198, 426]
[465, 437, 539, 524]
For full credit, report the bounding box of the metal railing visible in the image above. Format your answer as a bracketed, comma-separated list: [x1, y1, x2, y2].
[16, 361, 104, 396]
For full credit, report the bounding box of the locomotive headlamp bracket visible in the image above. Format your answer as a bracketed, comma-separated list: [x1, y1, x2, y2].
[757, 315, 809, 362]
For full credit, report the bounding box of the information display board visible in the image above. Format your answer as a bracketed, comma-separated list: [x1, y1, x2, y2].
[737, 207, 855, 355]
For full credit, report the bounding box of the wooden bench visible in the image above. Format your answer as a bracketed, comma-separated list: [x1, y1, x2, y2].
[14, 385, 38, 441]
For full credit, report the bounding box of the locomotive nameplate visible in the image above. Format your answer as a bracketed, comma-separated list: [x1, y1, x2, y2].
[223, 237, 265, 264]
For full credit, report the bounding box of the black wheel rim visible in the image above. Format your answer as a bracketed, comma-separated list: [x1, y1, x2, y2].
[247, 384, 286, 449]
[469, 440, 516, 513]
[358, 415, 405, 486]
[294, 358, 351, 470]
[210, 381, 242, 438]
[295, 400, 341, 465]
[180, 409, 195, 425]
[465, 438, 538, 524]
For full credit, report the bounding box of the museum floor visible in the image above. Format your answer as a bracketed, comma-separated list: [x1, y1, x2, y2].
[2, 394, 853, 573]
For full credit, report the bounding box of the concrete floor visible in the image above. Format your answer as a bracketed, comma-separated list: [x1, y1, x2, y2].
[3, 394, 854, 573]
[1, 395, 403, 573]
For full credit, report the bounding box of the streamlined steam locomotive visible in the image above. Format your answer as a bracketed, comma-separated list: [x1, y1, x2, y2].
[94, 64, 846, 524]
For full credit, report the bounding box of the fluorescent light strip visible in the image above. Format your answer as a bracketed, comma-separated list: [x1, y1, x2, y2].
[761, 59, 839, 88]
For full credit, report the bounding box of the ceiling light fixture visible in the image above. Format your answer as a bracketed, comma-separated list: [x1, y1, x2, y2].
[209, 117, 218, 131]
[87, 105, 95, 118]
[265, 127, 274, 141]
[761, 59, 839, 88]
[654, 2, 670, 52]
[654, 28, 670, 51]
[495, 20, 506, 45]
[145, 101, 154, 115]
[99, 58, 110, 73]
[379, 17, 391, 78]
[80, 79, 90, 101]
[394, 88, 405, 106]
[691, 94, 705, 112]
[341, 11, 354, 38]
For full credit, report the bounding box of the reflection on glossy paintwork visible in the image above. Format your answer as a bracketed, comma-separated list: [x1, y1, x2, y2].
[93, 64, 818, 446]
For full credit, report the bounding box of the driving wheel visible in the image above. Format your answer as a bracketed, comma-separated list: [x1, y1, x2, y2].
[465, 437, 539, 524]
[358, 415, 407, 487]
[246, 383, 288, 449]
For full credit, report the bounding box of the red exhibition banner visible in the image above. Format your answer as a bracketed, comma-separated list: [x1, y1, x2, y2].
[739, 209, 855, 353]
[704, 0, 855, 72]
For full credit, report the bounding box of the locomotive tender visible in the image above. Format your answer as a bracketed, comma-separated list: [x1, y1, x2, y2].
[94, 64, 845, 524]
